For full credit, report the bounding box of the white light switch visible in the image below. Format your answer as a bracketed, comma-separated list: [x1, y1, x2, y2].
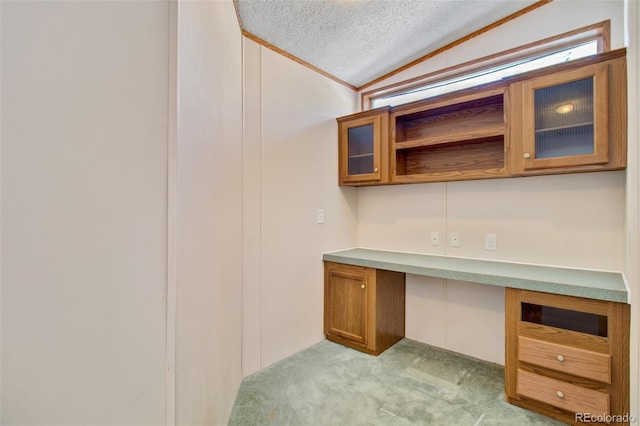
[317, 208, 325, 224]
[485, 233, 497, 250]
[451, 232, 460, 247]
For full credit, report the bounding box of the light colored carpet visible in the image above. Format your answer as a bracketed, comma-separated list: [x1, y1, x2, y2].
[229, 338, 565, 425]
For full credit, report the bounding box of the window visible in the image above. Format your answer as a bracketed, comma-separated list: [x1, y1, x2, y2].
[364, 21, 609, 110]
[373, 42, 598, 108]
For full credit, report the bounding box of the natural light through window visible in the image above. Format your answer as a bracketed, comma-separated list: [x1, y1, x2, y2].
[372, 41, 599, 108]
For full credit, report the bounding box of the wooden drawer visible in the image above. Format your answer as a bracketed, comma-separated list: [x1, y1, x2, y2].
[519, 336, 611, 384]
[517, 369, 609, 416]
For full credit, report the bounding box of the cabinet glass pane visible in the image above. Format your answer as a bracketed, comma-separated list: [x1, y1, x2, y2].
[534, 77, 594, 159]
[522, 302, 607, 337]
[348, 124, 374, 175]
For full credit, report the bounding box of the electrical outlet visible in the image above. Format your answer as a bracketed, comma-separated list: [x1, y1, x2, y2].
[430, 231, 440, 246]
[485, 233, 497, 250]
[451, 232, 460, 247]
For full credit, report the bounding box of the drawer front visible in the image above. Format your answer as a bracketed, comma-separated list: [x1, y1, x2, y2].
[517, 369, 609, 416]
[519, 336, 611, 384]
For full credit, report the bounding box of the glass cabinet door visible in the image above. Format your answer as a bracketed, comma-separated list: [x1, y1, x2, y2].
[347, 124, 375, 175]
[521, 63, 608, 170]
[338, 113, 384, 184]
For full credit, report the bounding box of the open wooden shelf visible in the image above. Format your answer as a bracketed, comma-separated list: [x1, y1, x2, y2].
[395, 94, 504, 141]
[391, 92, 506, 181]
[394, 125, 505, 150]
[394, 136, 506, 181]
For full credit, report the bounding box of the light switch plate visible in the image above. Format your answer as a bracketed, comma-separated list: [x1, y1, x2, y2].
[485, 233, 497, 250]
[430, 231, 440, 245]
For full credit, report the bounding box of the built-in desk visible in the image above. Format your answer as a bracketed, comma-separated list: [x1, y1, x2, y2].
[322, 248, 628, 303]
[322, 248, 630, 425]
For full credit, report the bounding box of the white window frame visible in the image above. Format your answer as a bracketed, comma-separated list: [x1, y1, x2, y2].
[361, 21, 610, 110]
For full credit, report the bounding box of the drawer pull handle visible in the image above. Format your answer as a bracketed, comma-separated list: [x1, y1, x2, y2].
[361, 284, 365, 289]
[524, 153, 531, 159]
[556, 390, 564, 398]
[374, 167, 379, 173]
[557, 354, 565, 362]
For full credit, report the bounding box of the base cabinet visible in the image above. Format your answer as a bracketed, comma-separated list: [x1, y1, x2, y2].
[324, 262, 405, 355]
[505, 288, 630, 425]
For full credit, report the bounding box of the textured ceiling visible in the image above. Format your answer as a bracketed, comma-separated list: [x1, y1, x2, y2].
[236, 0, 542, 88]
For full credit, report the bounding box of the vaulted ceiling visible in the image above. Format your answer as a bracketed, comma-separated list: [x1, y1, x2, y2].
[235, 0, 548, 90]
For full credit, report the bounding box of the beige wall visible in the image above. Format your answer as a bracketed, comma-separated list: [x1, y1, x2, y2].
[175, 1, 243, 424]
[1, 0, 245, 424]
[359, 173, 626, 364]
[242, 40, 358, 375]
[1, 1, 169, 424]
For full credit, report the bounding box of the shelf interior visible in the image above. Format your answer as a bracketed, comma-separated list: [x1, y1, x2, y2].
[395, 125, 504, 150]
[395, 136, 505, 176]
[395, 94, 504, 146]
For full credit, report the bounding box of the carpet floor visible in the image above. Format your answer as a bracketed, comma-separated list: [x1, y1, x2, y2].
[229, 338, 565, 425]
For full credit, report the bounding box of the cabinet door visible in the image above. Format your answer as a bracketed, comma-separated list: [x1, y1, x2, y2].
[325, 268, 369, 345]
[338, 115, 383, 184]
[520, 63, 608, 170]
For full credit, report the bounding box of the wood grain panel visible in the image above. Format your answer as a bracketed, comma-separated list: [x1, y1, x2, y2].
[506, 288, 629, 426]
[518, 290, 611, 316]
[518, 322, 609, 354]
[517, 369, 610, 416]
[375, 269, 405, 353]
[505, 288, 520, 398]
[399, 138, 504, 175]
[324, 262, 405, 356]
[397, 97, 504, 143]
[608, 299, 630, 425]
[511, 55, 626, 177]
[519, 336, 611, 384]
[325, 267, 368, 344]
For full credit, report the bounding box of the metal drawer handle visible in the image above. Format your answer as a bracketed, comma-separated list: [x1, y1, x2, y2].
[361, 284, 365, 289]
[524, 153, 531, 159]
[557, 354, 565, 362]
[374, 167, 379, 173]
[556, 390, 564, 398]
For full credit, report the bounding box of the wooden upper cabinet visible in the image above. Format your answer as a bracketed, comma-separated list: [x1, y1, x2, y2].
[337, 107, 390, 185]
[335, 49, 627, 186]
[390, 86, 509, 183]
[513, 63, 610, 172]
[510, 53, 627, 176]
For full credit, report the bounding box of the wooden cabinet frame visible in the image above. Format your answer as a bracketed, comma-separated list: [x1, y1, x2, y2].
[505, 288, 630, 425]
[336, 49, 627, 186]
[337, 107, 390, 185]
[516, 63, 609, 171]
[390, 86, 509, 183]
[324, 262, 405, 355]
